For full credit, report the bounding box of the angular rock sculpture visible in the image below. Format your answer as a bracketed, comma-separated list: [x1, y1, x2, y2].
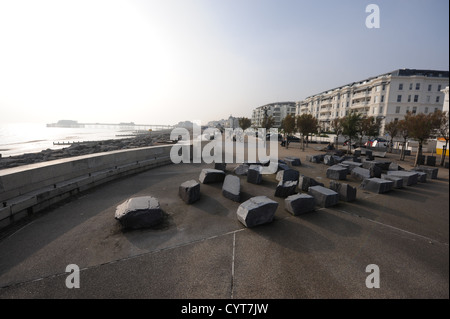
[222, 175, 241, 202]
[179, 180, 201, 204]
[115, 196, 163, 229]
[236, 196, 278, 228]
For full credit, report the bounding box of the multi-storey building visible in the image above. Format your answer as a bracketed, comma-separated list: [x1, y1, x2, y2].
[296, 69, 449, 134]
[251, 102, 296, 128]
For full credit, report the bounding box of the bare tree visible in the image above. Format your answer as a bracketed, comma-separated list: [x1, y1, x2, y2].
[430, 110, 449, 166]
[384, 120, 399, 153]
[404, 112, 436, 167]
[331, 118, 343, 150]
[238, 117, 252, 131]
[296, 114, 319, 151]
[397, 119, 409, 161]
[280, 114, 296, 149]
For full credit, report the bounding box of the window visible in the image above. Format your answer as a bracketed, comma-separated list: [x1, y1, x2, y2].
[376, 86, 381, 92]
[408, 95, 411, 102]
[379, 107, 383, 114]
[399, 83, 403, 90]
[406, 106, 410, 113]
[412, 107, 417, 114]
[382, 84, 386, 91]
[436, 96, 440, 103]
[428, 84, 432, 91]
[426, 96, 431, 102]
[409, 83, 413, 90]
[416, 83, 420, 90]
[425, 107, 429, 113]
[435, 108, 438, 112]
[438, 85, 442, 91]
[397, 95, 402, 102]
[381, 95, 384, 102]
[414, 95, 419, 102]
[374, 96, 379, 103]
[395, 106, 401, 114]
[394, 118, 399, 122]
[346, 102, 349, 107]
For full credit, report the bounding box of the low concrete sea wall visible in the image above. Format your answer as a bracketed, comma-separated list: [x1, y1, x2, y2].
[0, 145, 174, 230]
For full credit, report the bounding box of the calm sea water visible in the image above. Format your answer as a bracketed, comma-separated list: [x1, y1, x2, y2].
[0, 123, 129, 157]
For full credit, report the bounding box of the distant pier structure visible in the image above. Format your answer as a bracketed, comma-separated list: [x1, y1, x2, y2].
[47, 120, 173, 131]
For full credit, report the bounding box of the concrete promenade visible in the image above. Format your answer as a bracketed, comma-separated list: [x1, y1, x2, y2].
[0, 143, 448, 299]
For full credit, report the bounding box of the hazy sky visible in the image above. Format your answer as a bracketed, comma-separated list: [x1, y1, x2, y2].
[0, 0, 448, 126]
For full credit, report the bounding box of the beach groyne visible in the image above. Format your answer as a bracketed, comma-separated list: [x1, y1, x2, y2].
[0, 145, 175, 231]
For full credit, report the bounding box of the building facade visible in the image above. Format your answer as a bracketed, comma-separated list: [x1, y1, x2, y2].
[296, 69, 449, 134]
[251, 102, 296, 128]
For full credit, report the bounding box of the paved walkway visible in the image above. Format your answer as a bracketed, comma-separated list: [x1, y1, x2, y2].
[0, 144, 448, 298]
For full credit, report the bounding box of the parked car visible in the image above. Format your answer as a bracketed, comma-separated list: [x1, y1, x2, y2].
[366, 138, 388, 148]
[287, 135, 300, 142]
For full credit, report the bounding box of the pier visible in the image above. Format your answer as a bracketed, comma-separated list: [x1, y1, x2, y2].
[47, 120, 174, 131]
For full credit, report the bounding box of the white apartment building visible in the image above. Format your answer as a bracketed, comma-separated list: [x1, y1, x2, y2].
[251, 102, 296, 128]
[296, 69, 449, 134]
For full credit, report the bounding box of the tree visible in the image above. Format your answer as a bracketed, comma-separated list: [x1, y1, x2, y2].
[261, 115, 275, 130]
[341, 112, 361, 154]
[280, 114, 296, 149]
[296, 114, 318, 151]
[430, 110, 449, 166]
[384, 120, 399, 153]
[404, 112, 436, 167]
[331, 118, 343, 150]
[238, 117, 252, 131]
[397, 119, 409, 161]
[357, 116, 381, 147]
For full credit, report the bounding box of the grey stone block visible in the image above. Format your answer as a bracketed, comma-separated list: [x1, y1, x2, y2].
[115, 196, 163, 229]
[413, 166, 438, 179]
[341, 161, 363, 171]
[354, 150, 361, 157]
[299, 175, 324, 192]
[326, 165, 347, 180]
[234, 164, 249, 176]
[214, 163, 227, 171]
[284, 156, 301, 166]
[329, 180, 357, 202]
[236, 196, 278, 228]
[362, 161, 382, 177]
[336, 164, 350, 174]
[388, 162, 404, 171]
[275, 180, 298, 198]
[351, 167, 371, 181]
[306, 154, 324, 163]
[276, 169, 300, 182]
[247, 165, 263, 184]
[324, 155, 336, 166]
[445, 161, 449, 169]
[386, 171, 419, 186]
[179, 180, 201, 204]
[359, 178, 393, 194]
[222, 175, 241, 202]
[308, 185, 339, 208]
[278, 163, 290, 171]
[285, 194, 315, 215]
[199, 168, 225, 184]
[381, 174, 403, 188]
[365, 150, 374, 160]
[414, 171, 427, 183]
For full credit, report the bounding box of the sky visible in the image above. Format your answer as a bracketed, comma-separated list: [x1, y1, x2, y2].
[0, 0, 448, 126]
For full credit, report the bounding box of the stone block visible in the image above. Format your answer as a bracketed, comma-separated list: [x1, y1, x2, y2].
[329, 181, 357, 202]
[236, 196, 278, 228]
[306, 154, 324, 163]
[247, 165, 263, 184]
[353, 150, 361, 157]
[214, 163, 227, 171]
[386, 171, 418, 186]
[359, 178, 393, 194]
[234, 164, 249, 176]
[362, 162, 382, 178]
[413, 166, 438, 179]
[388, 162, 404, 171]
[380, 174, 403, 188]
[284, 156, 301, 166]
[276, 169, 300, 182]
[222, 175, 241, 202]
[341, 161, 363, 171]
[326, 165, 347, 180]
[414, 171, 427, 183]
[426, 156, 436, 167]
[308, 185, 339, 208]
[285, 194, 315, 215]
[278, 163, 290, 171]
[365, 150, 373, 160]
[115, 196, 163, 229]
[179, 180, 201, 204]
[351, 167, 371, 181]
[275, 180, 298, 198]
[199, 168, 225, 184]
[298, 175, 324, 192]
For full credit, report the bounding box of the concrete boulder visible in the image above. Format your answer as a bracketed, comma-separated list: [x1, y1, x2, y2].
[308, 186, 339, 208]
[326, 165, 347, 180]
[284, 157, 301, 167]
[386, 171, 418, 186]
[414, 171, 427, 183]
[199, 169, 225, 184]
[351, 167, 371, 181]
[413, 166, 438, 179]
[247, 165, 263, 184]
[214, 163, 227, 171]
[276, 169, 300, 182]
[236, 196, 278, 228]
[179, 180, 201, 204]
[115, 196, 163, 229]
[285, 194, 315, 215]
[222, 175, 241, 202]
[329, 181, 357, 202]
[380, 174, 403, 188]
[306, 154, 324, 164]
[359, 178, 393, 194]
[234, 164, 249, 176]
[341, 161, 363, 172]
[299, 175, 324, 192]
[275, 180, 298, 198]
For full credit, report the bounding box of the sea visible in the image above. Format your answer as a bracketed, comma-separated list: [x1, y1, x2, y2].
[0, 123, 132, 157]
